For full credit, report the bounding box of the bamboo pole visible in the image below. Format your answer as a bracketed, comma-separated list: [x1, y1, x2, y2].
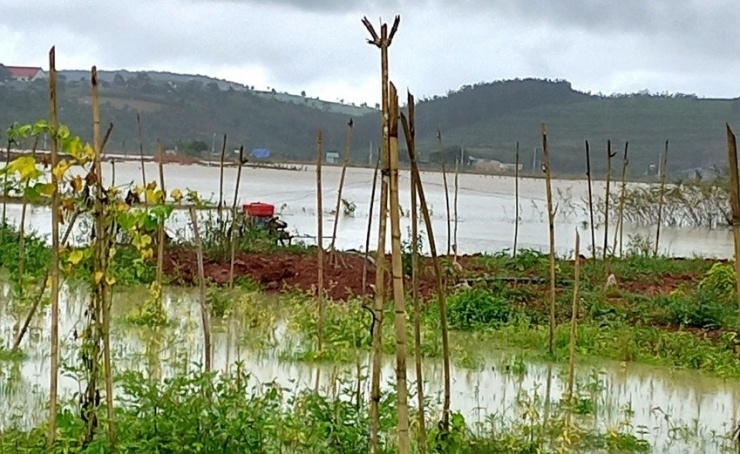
[111, 160, 115, 186]
[316, 129, 325, 353]
[453, 147, 460, 259]
[136, 113, 148, 208]
[362, 154, 381, 296]
[513, 141, 520, 257]
[362, 15, 399, 453]
[156, 139, 166, 300]
[566, 231, 581, 410]
[218, 133, 227, 216]
[189, 207, 212, 372]
[585, 141, 596, 262]
[655, 140, 669, 257]
[228, 146, 245, 289]
[437, 130, 452, 256]
[603, 140, 615, 259]
[387, 83, 409, 453]
[402, 103, 451, 433]
[725, 124, 740, 327]
[541, 124, 556, 356]
[92, 66, 116, 445]
[330, 119, 354, 256]
[614, 142, 629, 257]
[47, 45, 60, 450]
[405, 91, 427, 453]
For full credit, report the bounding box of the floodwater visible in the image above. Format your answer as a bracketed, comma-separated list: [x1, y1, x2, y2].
[1, 286, 738, 453]
[2, 161, 735, 258]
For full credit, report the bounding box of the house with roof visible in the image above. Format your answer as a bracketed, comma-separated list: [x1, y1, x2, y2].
[6, 66, 46, 82]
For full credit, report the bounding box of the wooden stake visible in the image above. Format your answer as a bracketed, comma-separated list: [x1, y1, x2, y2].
[513, 141, 520, 257]
[92, 66, 116, 445]
[437, 130, 452, 256]
[655, 140, 669, 257]
[405, 91, 427, 453]
[387, 83, 409, 453]
[585, 141, 596, 262]
[316, 129, 325, 353]
[453, 146, 460, 259]
[218, 133, 227, 216]
[156, 140, 166, 293]
[135, 113, 148, 208]
[228, 146, 245, 289]
[362, 14, 400, 453]
[111, 160, 115, 187]
[566, 231, 581, 410]
[603, 140, 615, 259]
[47, 45, 60, 450]
[614, 142, 629, 257]
[362, 154, 381, 296]
[330, 119, 354, 256]
[725, 124, 740, 327]
[541, 123, 556, 356]
[402, 105, 451, 434]
[189, 207, 212, 372]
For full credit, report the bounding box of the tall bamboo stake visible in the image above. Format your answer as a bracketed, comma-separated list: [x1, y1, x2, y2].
[453, 147, 460, 259]
[402, 105, 451, 433]
[725, 124, 740, 326]
[566, 231, 581, 410]
[405, 91, 427, 453]
[362, 15, 399, 453]
[156, 140, 166, 296]
[218, 133, 227, 216]
[189, 207, 212, 372]
[330, 119, 354, 255]
[111, 160, 115, 186]
[513, 141, 520, 257]
[136, 113, 148, 208]
[613, 142, 629, 257]
[585, 141, 596, 261]
[655, 140, 669, 257]
[387, 82, 409, 453]
[228, 146, 245, 289]
[91, 66, 116, 445]
[542, 123, 556, 356]
[47, 45, 60, 450]
[362, 154, 381, 296]
[437, 130, 452, 256]
[316, 129, 325, 353]
[603, 140, 615, 259]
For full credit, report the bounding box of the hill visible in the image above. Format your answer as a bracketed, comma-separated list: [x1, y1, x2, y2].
[1, 71, 739, 178]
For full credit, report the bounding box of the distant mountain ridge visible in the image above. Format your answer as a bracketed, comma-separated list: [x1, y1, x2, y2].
[1, 67, 738, 178]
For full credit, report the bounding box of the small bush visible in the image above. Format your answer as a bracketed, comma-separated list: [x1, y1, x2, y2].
[447, 288, 512, 330]
[664, 288, 729, 330]
[700, 263, 736, 295]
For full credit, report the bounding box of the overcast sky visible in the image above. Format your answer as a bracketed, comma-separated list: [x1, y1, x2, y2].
[1, 0, 738, 105]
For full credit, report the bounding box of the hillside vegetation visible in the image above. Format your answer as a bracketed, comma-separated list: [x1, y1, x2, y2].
[1, 71, 738, 178]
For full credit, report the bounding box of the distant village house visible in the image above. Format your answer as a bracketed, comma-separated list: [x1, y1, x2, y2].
[5, 66, 46, 82]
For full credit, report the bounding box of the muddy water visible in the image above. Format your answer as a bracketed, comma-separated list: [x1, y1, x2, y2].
[0, 286, 738, 453]
[2, 161, 734, 258]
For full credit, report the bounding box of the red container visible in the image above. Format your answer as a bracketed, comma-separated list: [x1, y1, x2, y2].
[243, 202, 275, 217]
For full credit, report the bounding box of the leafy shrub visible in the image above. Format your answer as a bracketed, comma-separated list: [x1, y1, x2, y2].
[664, 288, 729, 330]
[447, 288, 512, 330]
[700, 263, 736, 295]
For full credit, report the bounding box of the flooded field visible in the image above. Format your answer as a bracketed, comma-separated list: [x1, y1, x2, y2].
[2, 161, 734, 258]
[1, 284, 738, 453]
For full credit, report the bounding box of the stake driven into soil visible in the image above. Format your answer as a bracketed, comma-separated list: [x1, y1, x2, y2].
[189, 207, 212, 373]
[362, 14, 399, 454]
[566, 230, 581, 411]
[655, 140, 669, 257]
[330, 118, 354, 255]
[453, 146, 460, 259]
[228, 146, 245, 289]
[404, 90, 427, 453]
[156, 139, 166, 308]
[218, 133, 227, 215]
[725, 124, 740, 326]
[402, 100, 451, 434]
[47, 45, 60, 450]
[541, 123, 556, 356]
[437, 129, 452, 256]
[585, 140, 596, 261]
[615, 142, 629, 257]
[603, 140, 615, 260]
[316, 129, 325, 353]
[513, 141, 520, 257]
[387, 82, 410, 453]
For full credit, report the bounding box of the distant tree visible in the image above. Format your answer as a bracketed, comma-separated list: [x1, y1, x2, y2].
[301, 90, 306, 97]
[113, 73, 125, 85]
